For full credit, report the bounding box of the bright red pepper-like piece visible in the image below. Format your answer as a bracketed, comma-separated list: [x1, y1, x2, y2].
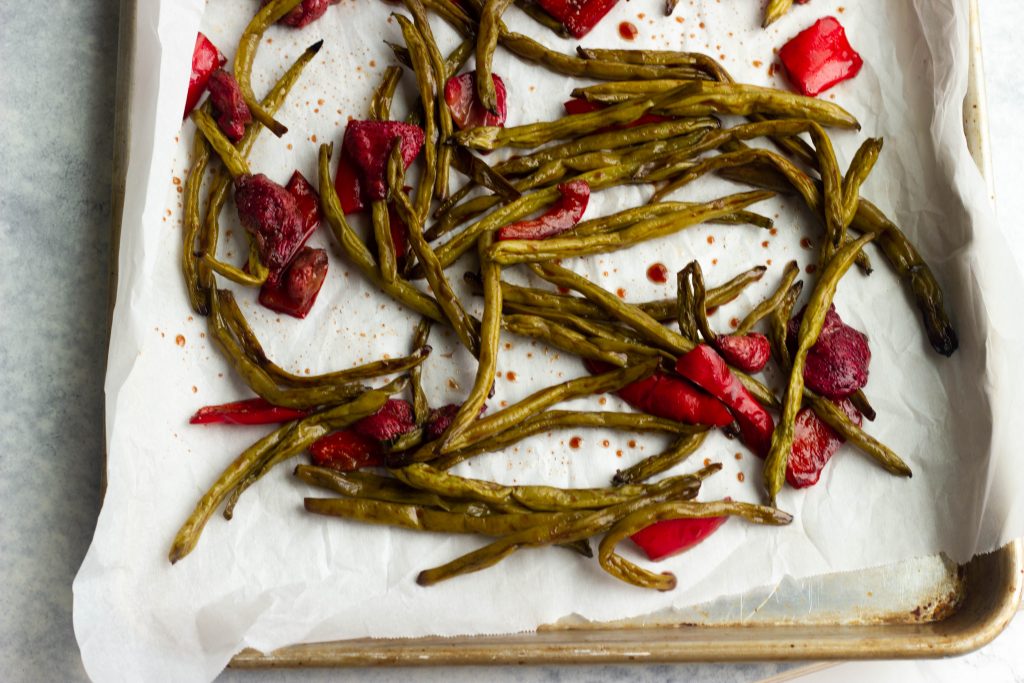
[342, 120, 425, 202]
[712, 333, 771, 374]
[675, 345, 775, 457]
[584, 360, 735, 427]
[630, 514, 728, 562]
[309, 430, 384, 472]
[444, 72, 508, 130]
[778, 16, 863, 97]
[787, 398, 862, 488]
[334, 149, 365, 215]
[496, 181, 590, 241]
[261, 0, 340, 28]
[184, 32, 225, 118]
[562, 98, 669, 130]
[537, 0, 621, 38]
[285, 170, 321, 238]
[235, 173, 307, 277]
[258, 247, 329, 318]
[189, 398, 311, 425]
[207, 69, 252, 143]
[787, 304, 870, 399]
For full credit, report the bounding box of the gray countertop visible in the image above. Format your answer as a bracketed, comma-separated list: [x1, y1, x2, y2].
[1, 1, 1021, 681]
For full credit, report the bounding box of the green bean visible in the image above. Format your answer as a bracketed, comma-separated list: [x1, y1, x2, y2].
[716, 161, 958, 356]
[571, 79, 702, 103]
[435, 410, 699, 470]
[197, 40, 321, 300]
[651, 82, 860, 130]
[764, 233, 875, 505]
[396, 460, 709, 512]
[427, 157, 560, 241]
[476, 0, 514, 113]
[842, 138, 883, 229]
[201, 250, 268, 288]
[182, 134, 211, 314]
[677, 261, 714, 342]
[414, 472, 707, 586]
[410, 319, 433, 425]
[574, 47, 733, 83]
[305, 495, 572, 535]
[370, 66, 403, 121]
[613, 431, 708, 485]
[766, 281, 802, 370]
[849, 390, 877, 422]
[453, 98, 657, 152]
[388, 144, 480, 355]
[433, 160, 667, 269]
[502, 314, 627, 367]
[500, 31, 709, 81]
[807, 123, 845, 264]
[218, 288, 431, 388]
[169, 421, 292, 563]
[806, 393, 911, 477]
[208, 291, 368, 409]
[295, 466, 493, 514]
[318, 143, 448, 324]
[736, 261, 800, 335]
[394, 14, 439, 219]
[494, 118, 718, 177]
[233, 0, 304, 137]
[227, 376, 409, 514]
[435, 231, 502, 449]
[598, 500, 793, 590]
[501, 301, 640, 344]
[169, 385, 397, 563]
[441, 358, 659, 454]
[191, 109, 250, 179]
[489, 190, 773, 266]
[450, 145, 521, 201]
[404, 0, 455, 201]
[762, 0, 793, 27]
[530, 263, 780, 409]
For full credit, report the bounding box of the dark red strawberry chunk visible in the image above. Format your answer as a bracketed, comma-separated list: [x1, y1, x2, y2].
[342, 121, 425, 201]
[787, 305, 871, 399]
[207, 69, 252, 142]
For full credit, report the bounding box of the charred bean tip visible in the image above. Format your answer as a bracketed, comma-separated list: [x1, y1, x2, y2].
[308, 39, 324, 54]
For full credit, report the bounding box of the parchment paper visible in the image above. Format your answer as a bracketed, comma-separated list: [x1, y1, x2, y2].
[74, 0, 1024, 680]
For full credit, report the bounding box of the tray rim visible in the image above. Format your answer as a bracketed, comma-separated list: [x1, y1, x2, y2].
[104, 0, 1022, 669]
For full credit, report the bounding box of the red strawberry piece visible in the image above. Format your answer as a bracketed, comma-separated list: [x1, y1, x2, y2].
[234, 173, 306, 277]
[309, 430, 383, 472]
[342, 121, 425, 201]
[207, 69, 252, 142]
[444, 72, 508, 130]
[786, 398, 862, 488]
[713, 333, 772, 373]
[787, 304, 871, 399]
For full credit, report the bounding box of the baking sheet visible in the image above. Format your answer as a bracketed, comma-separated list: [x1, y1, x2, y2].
[74, 0, 1024, 681]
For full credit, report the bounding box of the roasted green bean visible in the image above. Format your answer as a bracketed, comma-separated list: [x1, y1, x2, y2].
[763, 233, 875, 505]
[736, 261, 801, 335]
[233, 0, 304, 137]
[598, 500, 793, 590]
[613, 431, 708, 485]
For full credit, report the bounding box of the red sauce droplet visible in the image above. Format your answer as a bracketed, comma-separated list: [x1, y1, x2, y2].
[557, 286, 571, 295]
[618, 21, 639, 40]
[703, 458, 712, 467]
[735, 452, 743, 460]
[569, 436, 583, 449]
[615, 288, 626, 299]
[616, 450, 623, 457]
[707, 235, 715, 245]
[761, 240, 770, 248]
[729, 317, 740, 329]
[598, 396, 607, 405]
[737, 472, 746, 483]
[506, 371, 517, 381]
[800, 237, 813, 249]
[769, 228, 778, 236]
[601, 439, 611, 448]
[175, 334, 186, 347]
[646, 262, 669, 284]
[806, 264, 818, 274]
[628, 439, 637, 448]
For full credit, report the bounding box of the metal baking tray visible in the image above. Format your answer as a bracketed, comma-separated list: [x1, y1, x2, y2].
[107, 0, 1021, 668]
